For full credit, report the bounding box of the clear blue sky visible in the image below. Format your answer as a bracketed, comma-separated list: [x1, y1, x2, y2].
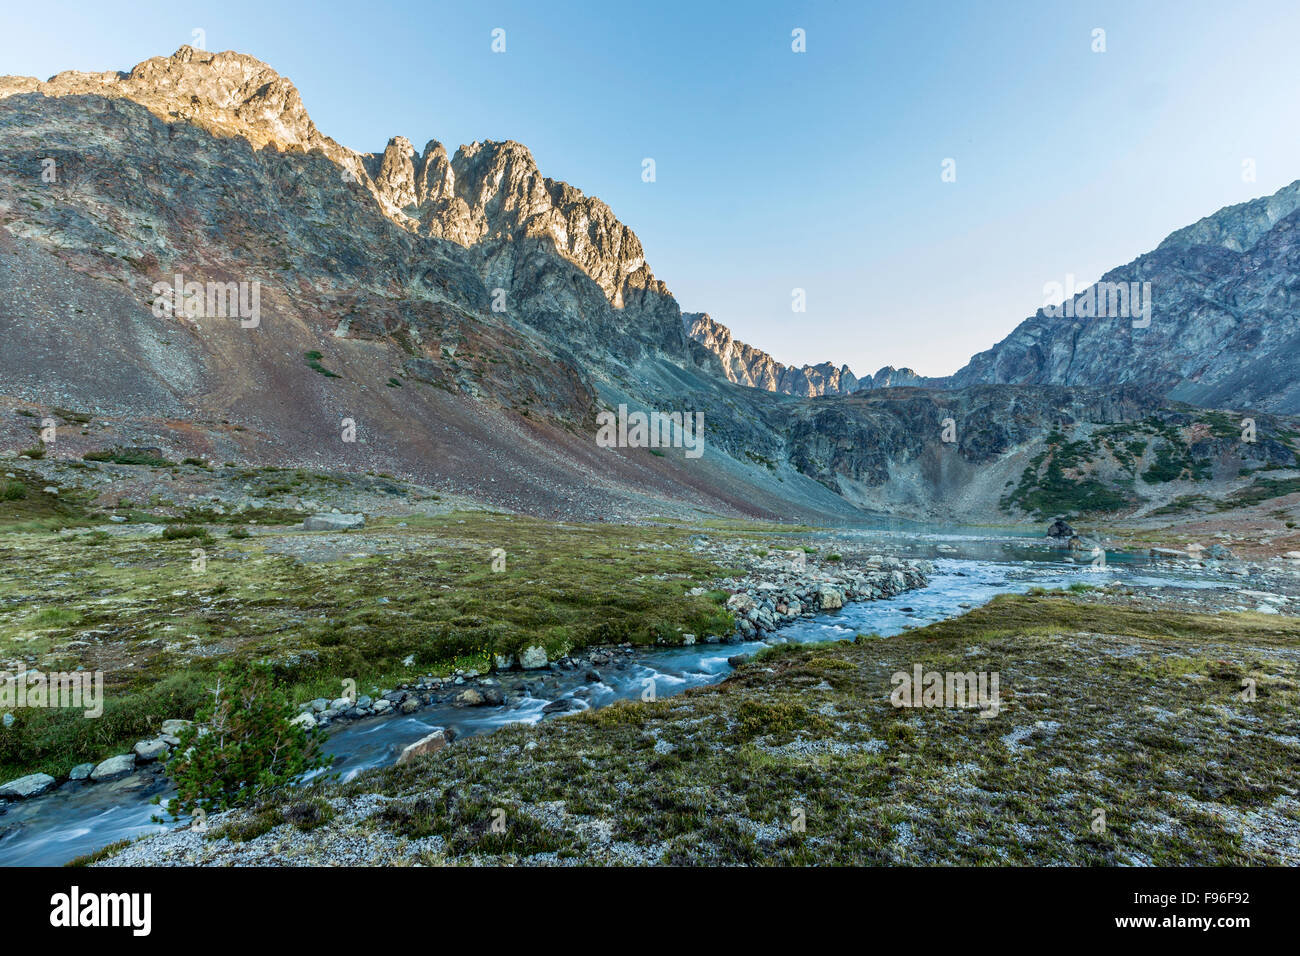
[4, 0, 1299, 377]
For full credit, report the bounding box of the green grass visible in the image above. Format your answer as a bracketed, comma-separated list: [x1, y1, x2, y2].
[0, 511, 737, 779]
[0, 470, 96, 531]
[83, 449, 173, 467]
[65, 838, 138, 867]
[305, 350, 341, 378]
[160, 524, 214, 543]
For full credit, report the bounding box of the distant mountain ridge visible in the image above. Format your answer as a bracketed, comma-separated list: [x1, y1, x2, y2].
[691, 176, 1300, 415]
[683, 312, 930, 397]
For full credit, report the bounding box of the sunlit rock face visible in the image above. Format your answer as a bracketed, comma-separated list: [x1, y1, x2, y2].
[683, 312, 860, 396]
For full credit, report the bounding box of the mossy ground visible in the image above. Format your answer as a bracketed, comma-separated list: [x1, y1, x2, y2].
[0, 509, 743, 780]
[196, 592, 1300, 866]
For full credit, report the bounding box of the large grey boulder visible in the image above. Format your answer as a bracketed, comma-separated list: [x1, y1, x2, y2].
[1047, 517, 1075, 539]
[133, 738, 170, 762]
[0, 772, 56, 799]
[303, 513, 364, 531]
[90, 753, 136, 781]
[518, 645, 549, 670]
[818, 587, 844, 610]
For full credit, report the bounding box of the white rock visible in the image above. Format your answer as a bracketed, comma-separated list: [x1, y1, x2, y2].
[0, 772, 56, 799]
[90, 753, 136, 781]
[303, 513, 365, 531]
[133, 738, 170, 762]
[518, 645, 549, 670]
[818, 587, 844, 610]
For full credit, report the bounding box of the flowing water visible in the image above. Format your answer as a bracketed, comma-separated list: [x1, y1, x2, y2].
[0, 532, 1227, 866]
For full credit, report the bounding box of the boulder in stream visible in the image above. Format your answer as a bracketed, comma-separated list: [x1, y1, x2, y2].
[0, 772, 56, 799]
[818, 587, 844, 610]
[133, 738, 170, 762]
[1047, 517, 1076, 539]
[519, 645, 549, 670]
[90, 754, 136, 781]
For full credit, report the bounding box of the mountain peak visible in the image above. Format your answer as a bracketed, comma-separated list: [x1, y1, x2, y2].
[1, 46, 328, 156]
[1, 47, 670, 318]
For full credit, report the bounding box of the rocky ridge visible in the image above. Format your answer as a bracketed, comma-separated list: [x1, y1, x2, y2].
[683, 312, 930, 397]
[949, 178, 1300, 414]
